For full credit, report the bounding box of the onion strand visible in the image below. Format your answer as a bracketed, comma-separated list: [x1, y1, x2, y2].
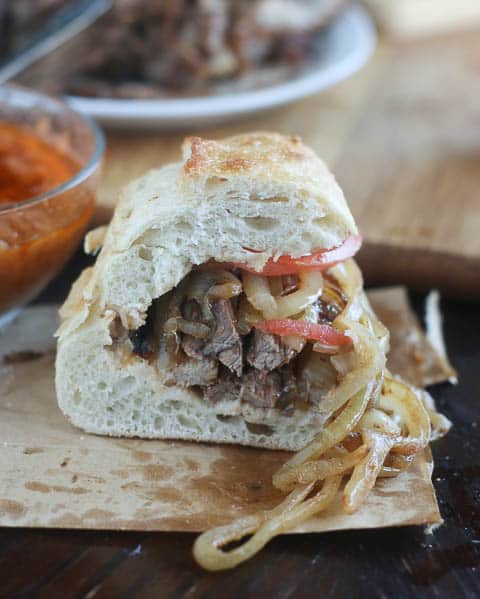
[175, 259, 451, 571]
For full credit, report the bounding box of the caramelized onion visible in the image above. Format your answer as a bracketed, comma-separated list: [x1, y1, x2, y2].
[185, 268, 242, 321]
[237, 295, 262, 335]
[282, 335, 305, 352]
[301, 301, 320, 323]
[312, 340, 348, 355]
[243, 270, 323, 320]
[282, 303, 320, 350]
[274, 271, 323, 318]
[379, 377, 431, 455]
[294, 445, 370, 485]
[343, 431, 394, 513]
[164, 317, 210, 339]
[187, 269, 242, 301]
[208, 280, 242, 300]
[242, 271, 277, 319]
[185, 272, 213, 303]
[191, 257, 449, 571]
[273, 380, 378, 492]
[321, 275, 348, 314]
[378, 454, 414, 478]
[268, 276, 284, 297]
[193, 476, 341, 572]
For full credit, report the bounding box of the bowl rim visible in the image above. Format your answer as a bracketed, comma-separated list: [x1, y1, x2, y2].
[0, 84, 105, 215]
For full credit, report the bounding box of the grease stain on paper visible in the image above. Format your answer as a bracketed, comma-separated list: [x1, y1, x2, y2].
[112, 463, 174, 481]
[0, 499, 26, 518]
[23, 447, 44, 455]
[132, 450, 152, 462]
[25, 481, 89, 495]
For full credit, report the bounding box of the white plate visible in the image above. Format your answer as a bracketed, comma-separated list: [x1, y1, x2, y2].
[66, 5, 376, 130]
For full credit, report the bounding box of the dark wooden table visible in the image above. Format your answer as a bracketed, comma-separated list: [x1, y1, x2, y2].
[1, 251, 479, 598]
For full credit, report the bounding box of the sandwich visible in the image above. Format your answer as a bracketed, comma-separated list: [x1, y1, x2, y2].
[55, 132, 449, 569]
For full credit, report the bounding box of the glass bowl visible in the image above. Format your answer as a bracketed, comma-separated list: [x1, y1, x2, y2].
[0, 85, 104, 327]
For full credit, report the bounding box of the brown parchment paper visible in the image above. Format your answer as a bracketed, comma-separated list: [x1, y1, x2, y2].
[0, 288, 451, 532]
[368, 286, 457, 387]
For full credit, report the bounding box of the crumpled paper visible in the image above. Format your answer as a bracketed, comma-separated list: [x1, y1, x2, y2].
[0, 288, 451, 531]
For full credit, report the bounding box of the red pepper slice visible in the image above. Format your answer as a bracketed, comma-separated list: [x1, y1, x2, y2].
[254, 319, 352, 348]
[236, 235, 362, 276]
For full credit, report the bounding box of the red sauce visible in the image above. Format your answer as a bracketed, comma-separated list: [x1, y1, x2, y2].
[0, 122, 76, 205]
[0, 122, 96, 313]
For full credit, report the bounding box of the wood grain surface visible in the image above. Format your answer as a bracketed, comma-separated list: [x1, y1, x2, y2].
[98, 31, 480, 298]
[1, 250, 479, 598]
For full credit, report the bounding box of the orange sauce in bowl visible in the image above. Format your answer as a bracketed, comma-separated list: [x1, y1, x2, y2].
[0, 122, 96, 313]
[0, 122, 76, 205]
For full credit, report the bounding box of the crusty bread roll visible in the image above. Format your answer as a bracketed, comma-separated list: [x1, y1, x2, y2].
[56, 132, 368, 450]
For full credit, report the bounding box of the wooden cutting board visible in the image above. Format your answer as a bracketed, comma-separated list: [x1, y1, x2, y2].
[98, 30, 480, 298]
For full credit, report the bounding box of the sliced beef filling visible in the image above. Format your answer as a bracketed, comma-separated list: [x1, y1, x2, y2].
[180, 298, 243, 376]
[202, 326, 299, 410]
[203, 369, 241, 404]
[239, 369, 282, 409]
[246, 329, 296, 372]
[204, 368, 282, 409]
[204, 364, 298, 410]
[127, 267, 344, 412]
[202, 299, 243, 376]
[180, 298, 298, 409]
[133, 294, 301, 409]
[181, 334, 205, 360]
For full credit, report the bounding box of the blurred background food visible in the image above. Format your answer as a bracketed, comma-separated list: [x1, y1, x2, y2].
[1, 0, 349, 98]
[0, 0, 479, 301]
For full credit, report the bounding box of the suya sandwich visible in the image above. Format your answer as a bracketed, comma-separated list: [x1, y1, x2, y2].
[55, 132, 449, 569]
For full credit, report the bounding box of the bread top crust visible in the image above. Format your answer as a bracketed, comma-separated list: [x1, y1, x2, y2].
[180, 132, 354, 219]
[182, 133, 317, 179]
[108, 132, 356, 252]
[57, 132, 358, 336]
